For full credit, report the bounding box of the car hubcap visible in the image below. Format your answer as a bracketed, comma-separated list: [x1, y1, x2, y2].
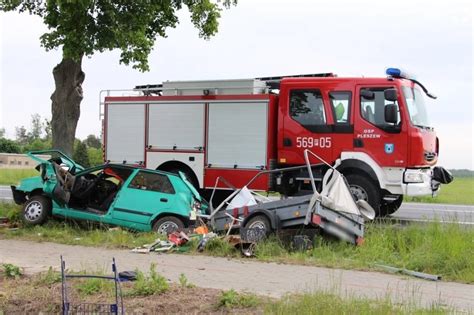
[248, 221, 266, 231]
[350, 185, 368, 202]
[25, 201, 42, 221]
[157, 222, 179, 234]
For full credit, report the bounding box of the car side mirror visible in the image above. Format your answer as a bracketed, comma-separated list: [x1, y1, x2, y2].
[385, 104, 398, 124]
[360, 89, 374, 100]
[384, 88, 398, 102]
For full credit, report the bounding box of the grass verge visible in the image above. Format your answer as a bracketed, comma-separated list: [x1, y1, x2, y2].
[1, 202, 473, 283]
[0, 268, 452, 314]
[0, 168, 37, 185]
[406, 177, 474, 205]
[265, 291, 450, 314]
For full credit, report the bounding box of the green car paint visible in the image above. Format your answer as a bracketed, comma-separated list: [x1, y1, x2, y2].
[13, 151, 202, 231]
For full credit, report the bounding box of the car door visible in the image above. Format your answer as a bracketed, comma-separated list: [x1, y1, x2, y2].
[111, 170, 176, 226]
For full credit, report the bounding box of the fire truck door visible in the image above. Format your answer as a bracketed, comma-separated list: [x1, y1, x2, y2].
[354, 86, 408, 167]
[281, 88, 333, 164]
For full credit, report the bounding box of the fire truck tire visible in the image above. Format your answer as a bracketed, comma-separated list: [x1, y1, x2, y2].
[152, 216, 185, 235]
[345, 174, 382, 217]
[244, 215, 272, 235]
[379, 195, 403, 216]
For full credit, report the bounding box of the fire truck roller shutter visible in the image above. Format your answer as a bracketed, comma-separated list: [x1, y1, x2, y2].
[148, 103, 205, 150]
[207, 102, 268, 169]
[106, 103, 145, 164]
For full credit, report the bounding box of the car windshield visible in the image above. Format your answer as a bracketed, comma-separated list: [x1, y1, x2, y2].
[402, 86, 430, 128]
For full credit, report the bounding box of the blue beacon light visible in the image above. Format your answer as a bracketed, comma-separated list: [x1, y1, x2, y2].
[386, 68, 402, 77]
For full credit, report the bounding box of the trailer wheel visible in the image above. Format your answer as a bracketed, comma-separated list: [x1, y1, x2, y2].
[22, 195, 51, 226]
[244, 215, 272, 235]
[152, 216, 185, 235]
[345, 174, 382, 217]
[379, 195, 403, 216]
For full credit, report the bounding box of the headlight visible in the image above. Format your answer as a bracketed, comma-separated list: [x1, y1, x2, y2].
[404, 170, 424, 183]
[193, 200, 202, 210]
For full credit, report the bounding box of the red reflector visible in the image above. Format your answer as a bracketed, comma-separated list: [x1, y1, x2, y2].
[243, 206, 249, 217]
[312, 214, 322, 225]
[356, 237, 364, 246]
[233, 208, 239, 218]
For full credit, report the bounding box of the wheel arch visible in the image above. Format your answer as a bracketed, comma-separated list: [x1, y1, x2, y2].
[150, 212, 190, 229]
[156, 160, 200, 189]
[337, 159, 380, 188]
[242, 209, 280, 230]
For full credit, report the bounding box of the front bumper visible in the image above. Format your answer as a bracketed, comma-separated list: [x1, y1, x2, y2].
[402, 168, 440, 197]
[10, 186, 27, 205]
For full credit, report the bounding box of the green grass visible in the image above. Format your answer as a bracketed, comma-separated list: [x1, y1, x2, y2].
[0, 168, 38, 185]
[127, 264, 169, 296]
[265, 291, 449, 314]
[217, 289, 260, 308]
[254, 222, 474, 283]
[407, 177, 474, 205]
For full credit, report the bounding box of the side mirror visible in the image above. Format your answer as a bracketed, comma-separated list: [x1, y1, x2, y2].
[384, 88, 398, 102]
[360, 89, 374, 100]
[384, 104, 398, 124]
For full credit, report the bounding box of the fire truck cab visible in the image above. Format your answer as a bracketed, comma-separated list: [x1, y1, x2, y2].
[101, 69, 451, 216]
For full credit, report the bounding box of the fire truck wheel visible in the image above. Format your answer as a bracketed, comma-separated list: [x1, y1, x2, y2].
[345, 174, 382, 217]
[379, 195, 403, 216]
[152, 216, 185, 235]
[244, 215, 272, 235]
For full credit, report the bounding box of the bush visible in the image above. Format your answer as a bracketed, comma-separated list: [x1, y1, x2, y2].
[217, 289, 259, 308]
[127, 264, 169, 296]
[2, 263, 22, 278]
[0, 138, 21, 153]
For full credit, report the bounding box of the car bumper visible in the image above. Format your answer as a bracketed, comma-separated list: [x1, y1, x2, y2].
[10, 186, 27, 205]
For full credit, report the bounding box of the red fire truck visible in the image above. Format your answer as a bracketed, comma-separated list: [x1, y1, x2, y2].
[100, 69, 451, 216]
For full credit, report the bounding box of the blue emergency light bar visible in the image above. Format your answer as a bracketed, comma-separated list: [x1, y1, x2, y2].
[386, 68, 404, 78]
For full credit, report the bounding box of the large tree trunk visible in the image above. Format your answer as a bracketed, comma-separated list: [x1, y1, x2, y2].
[51, 58, 85, 156]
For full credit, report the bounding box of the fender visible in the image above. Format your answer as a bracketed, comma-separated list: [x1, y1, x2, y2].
[242, 209, 281, 230]
[338, 152, 384, 188]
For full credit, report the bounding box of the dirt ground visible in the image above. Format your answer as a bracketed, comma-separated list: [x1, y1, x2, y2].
[1, 239, 473, 312]
[0, 273, 263, 314]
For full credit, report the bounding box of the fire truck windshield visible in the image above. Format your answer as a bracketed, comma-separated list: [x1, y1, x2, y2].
[402, 86, 430, 128]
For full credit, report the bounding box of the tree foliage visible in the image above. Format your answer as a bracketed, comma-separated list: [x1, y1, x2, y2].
[73, 140, 90, 168]
[0, 138, 21, 153]
[85, 134, 101, 149]
[1, 0, 236, 71]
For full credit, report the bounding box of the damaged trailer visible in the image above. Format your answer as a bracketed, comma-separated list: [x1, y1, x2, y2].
[204, 150, 376, 245]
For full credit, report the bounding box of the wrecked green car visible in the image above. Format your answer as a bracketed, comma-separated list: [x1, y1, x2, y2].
[11, 150, 205, 233]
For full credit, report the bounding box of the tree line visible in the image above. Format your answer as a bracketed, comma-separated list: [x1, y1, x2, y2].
[0, 114, 102, 167]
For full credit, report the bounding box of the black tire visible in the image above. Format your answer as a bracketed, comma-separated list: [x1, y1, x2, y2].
[379, 194, 403, 216]
[152, 216, 185, 235]
[22, 195, 52, 226]
[244, 215, 272, 235]
[345, 174, 382, 217]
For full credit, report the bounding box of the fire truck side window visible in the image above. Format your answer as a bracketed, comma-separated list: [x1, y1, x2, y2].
[360, 88, 400, 127]
[290, 90, 327, 127]
[329, 91, 351, 124]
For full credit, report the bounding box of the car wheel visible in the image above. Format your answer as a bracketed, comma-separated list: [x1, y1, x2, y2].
[345, 174, 382, 217]
[244, 215, 272, 235]
[152, 216, 185, 235]
[22, 195, 52, 226]
[379, 195, 403, 216]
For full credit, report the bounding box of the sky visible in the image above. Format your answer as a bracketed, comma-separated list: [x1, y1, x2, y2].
[0, 0, 472, 169]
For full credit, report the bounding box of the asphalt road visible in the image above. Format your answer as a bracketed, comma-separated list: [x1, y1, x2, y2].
[1, 239, 473, 311]
[1, 185, 473, 224]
